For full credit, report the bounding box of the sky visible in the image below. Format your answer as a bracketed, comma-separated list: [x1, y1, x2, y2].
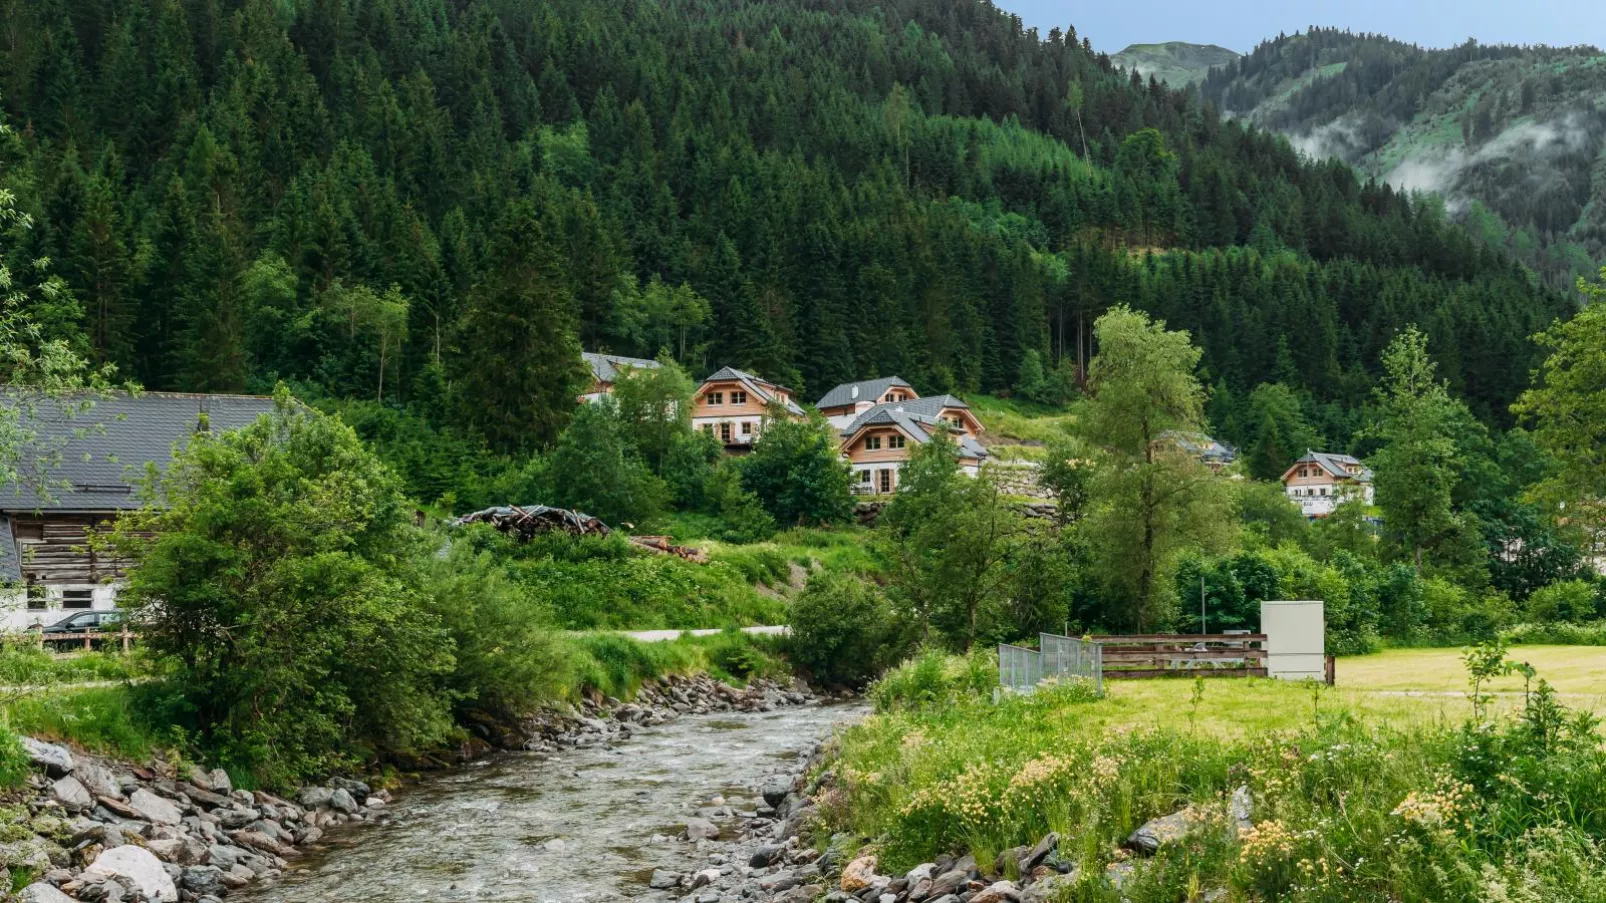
[1000, 0, 1606, 55]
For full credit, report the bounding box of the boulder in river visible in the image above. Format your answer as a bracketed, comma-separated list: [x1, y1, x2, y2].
[684, 817, 720, 840]
[17, 884, 75, 903]
[128, 788, 184, 825]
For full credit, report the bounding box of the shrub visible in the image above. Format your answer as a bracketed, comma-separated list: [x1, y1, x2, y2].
[869, 648, 999, 712]
[1525, 579, 1601, 624]
[113, 396, 456, 786]
[787, 572, 901, 687]
[425, 541, 570, 721]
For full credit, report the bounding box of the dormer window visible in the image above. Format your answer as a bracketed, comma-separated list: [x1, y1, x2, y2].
[865, 436, 882, 450]
[709, 392, 723, 405]
[731, 390, 748, 405]
[889, 434, 906, 449]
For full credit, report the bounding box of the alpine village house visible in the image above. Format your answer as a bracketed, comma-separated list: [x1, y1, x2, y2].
[0, 392, 277, 632]
[690, 367, 806, 452]
[818, 378, 989, 494]
[1280, 450, 1375, 518]
[579, 351, 661, 403]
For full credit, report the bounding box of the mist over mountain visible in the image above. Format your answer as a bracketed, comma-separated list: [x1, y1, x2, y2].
[1198, 28, 1606, 288]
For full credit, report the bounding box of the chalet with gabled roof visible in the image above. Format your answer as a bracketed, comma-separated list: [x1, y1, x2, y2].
[691, 366, 805, 452]
[816, 377, 918, 430]
[835, 389, 988, 494]
[1281, 450, 1374, 518]
[580, 351, 660, 403]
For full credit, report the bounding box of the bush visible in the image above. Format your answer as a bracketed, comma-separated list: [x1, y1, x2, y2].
[787, 572, 901, 687]
[113, 397, 456, 786]
[1502, 621, 1606, 646]
[1525, 579, 1601, 624]
[425, 541, 570, 720]
[869, 648, 999, 712]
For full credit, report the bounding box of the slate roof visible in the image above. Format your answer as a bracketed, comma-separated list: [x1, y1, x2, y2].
[0, 392, 279, 513]
[700, 366, 806, 417]
[1291, 450, 1373, 483]
[1163, 431, 1238, 464]
[815, 376, 914, 410]
[841, 399, 989, 460]
[582, 352, 661, 385]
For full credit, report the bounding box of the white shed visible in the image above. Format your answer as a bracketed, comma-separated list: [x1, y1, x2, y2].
[1260, 600, 1327, 681]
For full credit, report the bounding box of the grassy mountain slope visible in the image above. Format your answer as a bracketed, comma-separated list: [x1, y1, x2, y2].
[1112, 41, 1241, 86]
[1201, 29, 1606, 287]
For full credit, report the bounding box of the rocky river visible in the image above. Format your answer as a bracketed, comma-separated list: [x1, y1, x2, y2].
[230, 697, 859, 903]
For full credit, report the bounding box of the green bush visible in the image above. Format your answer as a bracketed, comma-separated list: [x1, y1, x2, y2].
[1501, 621, 1606, 646]
[425, 541, 571, 720]
[787, 572, 901, 687]
[1524, 579, 1602, 624]
[0, 643, 137, 685]
[869, 648, 1000, 712]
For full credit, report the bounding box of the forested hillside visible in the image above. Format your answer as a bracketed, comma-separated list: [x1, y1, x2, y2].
[1111, 41, 1241, 87]
[0, 0, 1574, 502]
[1201, 28, 1606, 288]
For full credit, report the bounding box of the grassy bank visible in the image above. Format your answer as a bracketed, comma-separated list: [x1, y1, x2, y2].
[816, 646, 1606, 901]
[0, 629, 793, 777]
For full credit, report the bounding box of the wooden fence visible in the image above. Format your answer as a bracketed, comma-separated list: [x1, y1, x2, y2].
[33, 630, 137, 653]
[1090, 634, 1269, 680]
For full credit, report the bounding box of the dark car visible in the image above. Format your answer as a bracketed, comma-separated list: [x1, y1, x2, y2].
[39, 610, 123, 635]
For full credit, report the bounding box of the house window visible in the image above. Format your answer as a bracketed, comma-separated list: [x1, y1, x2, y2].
[859, 470, 872, 484]
[61, 589, 93, 610]
[709, 392, 723, 405]
[865, 436, 882, 450]
[741, 422, 753, 435]
[14, 522, 43, 542]
[25, 583, 47, 611]
[720, 423, 732, 443]
[731, 390, 748, 405]
[889, 434, 906, 449]
[879, 469, 892, 493]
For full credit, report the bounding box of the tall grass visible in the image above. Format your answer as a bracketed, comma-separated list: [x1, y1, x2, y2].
[820, 648, 1606, 901]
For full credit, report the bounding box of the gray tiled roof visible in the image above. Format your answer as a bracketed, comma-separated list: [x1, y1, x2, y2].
[0, 392, 278, 512]
[1163, 430, 1238, 463]
[1294, 450, 1373, 482]
[841, 401, 989, 460]
[815, 376, 914, 410]
[701, 366, 806, 417]
[582, 352, 661, 384]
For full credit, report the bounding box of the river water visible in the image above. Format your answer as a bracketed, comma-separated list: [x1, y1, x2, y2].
[234, 702, 858, 903]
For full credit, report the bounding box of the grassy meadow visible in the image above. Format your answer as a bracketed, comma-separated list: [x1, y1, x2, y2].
[816, 645, 1606, 901]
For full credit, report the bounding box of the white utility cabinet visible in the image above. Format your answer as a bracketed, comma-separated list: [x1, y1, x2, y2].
[1260, 600, 1326, 681]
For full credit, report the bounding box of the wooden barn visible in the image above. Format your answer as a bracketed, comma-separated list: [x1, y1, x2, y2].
[0, 392, 277, 632]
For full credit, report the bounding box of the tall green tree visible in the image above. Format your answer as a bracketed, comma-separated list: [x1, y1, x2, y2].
[1513, 269, 1606, 553]
[610, 353, 696, 474]
[1369, 326, 1466, 572]
[1077, 306, 1234, 630]
[450, 204, 586, 453]
[544, 397, 668, 526]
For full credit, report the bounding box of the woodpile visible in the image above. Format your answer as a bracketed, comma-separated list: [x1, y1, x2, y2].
[452, 505, 708, 563]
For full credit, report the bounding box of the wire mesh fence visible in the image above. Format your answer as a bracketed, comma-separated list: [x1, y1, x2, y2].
[998, 633, 1103, 696]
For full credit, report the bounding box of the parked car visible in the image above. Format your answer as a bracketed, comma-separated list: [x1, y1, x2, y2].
[39, 610, 123, 635]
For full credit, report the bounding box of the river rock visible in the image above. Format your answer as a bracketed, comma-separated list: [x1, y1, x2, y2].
[84, 845, 178, 901]
[750, 843, 785, 868]
[761, 777, 792, 808]
[840, 853, 880, 892]
[1127, 809, 1205, 855]
[128, 788, 183, 825]
[328, 788, 359, 814]
[147, 837, 209, 866]
[971, 880, 1021, 903]
[648, 869, 679, 889]
[20, 738, 74, 777]
[181, 865, 225, 896]
[186, 766, 233, 796]
[75, 762, 124, 800]
[50, 776, 93, 813]
[17, 884, 75, 903]
[1231, 785, 1253, 833]
[1022, 872, 1078, 903]
[229, 829, 295, 858]
[1020, 832, 1059, 873]
[328, 777, 369, 802]
[684, 817, 720, 840]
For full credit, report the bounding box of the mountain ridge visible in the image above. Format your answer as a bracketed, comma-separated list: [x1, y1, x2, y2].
[1112, 41, 1241, 86]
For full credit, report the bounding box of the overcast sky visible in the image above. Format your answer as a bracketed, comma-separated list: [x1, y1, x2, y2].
[1000, 0, 1606, 55]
